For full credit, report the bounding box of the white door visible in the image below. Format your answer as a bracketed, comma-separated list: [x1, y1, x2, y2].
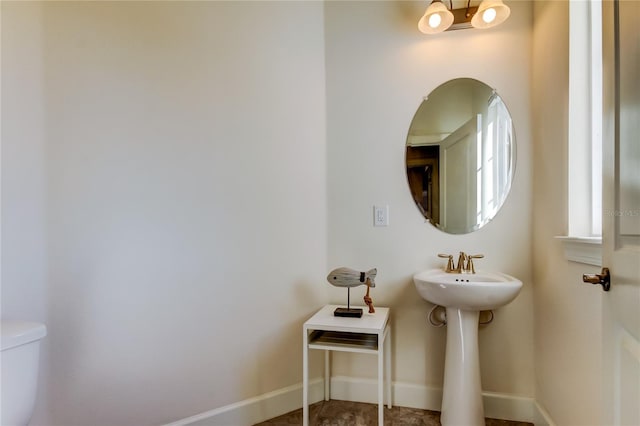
[440, 115, 478, 233]
[601, 1, 640, 424]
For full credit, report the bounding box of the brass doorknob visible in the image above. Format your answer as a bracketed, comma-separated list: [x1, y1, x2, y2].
[582, 267, 611, 291]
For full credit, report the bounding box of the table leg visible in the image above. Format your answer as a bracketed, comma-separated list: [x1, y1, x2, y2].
[386, 328, 392, 408]
[378, 331, 384, 425]
[303, 328, 309, 426]
[324, 350, 330, 401]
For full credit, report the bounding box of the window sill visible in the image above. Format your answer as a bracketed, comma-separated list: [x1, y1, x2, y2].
[554, 236, 602, 266]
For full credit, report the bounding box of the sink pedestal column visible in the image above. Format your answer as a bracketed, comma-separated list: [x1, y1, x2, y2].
[441, 308, 484, 426]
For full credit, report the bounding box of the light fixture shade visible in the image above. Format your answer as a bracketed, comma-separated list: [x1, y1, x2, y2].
[418, 0, 454, 34]
[471, 0, 510, 29]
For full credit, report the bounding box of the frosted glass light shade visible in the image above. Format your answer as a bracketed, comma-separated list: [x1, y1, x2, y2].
[418, 1, 454, 34]
[471, 0, 510, 29]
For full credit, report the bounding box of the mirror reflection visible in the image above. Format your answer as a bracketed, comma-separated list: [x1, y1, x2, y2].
[405, 78, 516, 234]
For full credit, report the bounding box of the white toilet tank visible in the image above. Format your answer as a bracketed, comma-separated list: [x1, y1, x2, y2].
[1, 320, 47, 426]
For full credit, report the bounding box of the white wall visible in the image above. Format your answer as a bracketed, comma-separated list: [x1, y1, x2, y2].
[531, 2, 603, 424]
[324, 0, 534, 397]
[1, 1, 48, 325]
[2, 2, 327, 425]
[6, 1, 586, 425]
[0, 1, 50, 415]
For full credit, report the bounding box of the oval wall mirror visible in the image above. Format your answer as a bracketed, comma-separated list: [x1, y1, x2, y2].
[405, 78, 516, 234]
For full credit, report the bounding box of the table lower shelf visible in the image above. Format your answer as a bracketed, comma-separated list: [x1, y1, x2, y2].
[308, 330, 379, 353]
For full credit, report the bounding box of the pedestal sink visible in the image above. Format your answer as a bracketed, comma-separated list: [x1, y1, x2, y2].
[413, 269, 523, 426]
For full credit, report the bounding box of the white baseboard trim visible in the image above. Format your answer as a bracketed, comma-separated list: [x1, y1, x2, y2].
[532, 401, 557, 426]
[164, 378, 325, 426]
[329, 375, 442, 411]
[330, 376, 539, 424]
[165, 376, 554, 426]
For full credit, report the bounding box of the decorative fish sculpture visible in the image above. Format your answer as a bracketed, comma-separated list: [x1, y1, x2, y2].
[326, 267, 377, 288]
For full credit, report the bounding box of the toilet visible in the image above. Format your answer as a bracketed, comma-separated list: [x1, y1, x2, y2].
[1, 320, 47, 426]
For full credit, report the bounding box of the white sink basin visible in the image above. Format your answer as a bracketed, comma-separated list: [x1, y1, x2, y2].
[413, 269, 522, 311]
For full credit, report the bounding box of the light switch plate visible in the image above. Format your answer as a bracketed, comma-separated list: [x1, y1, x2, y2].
[373, 205, 389, 226]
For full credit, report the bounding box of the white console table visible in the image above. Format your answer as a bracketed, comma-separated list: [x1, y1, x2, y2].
[302, 305, 391, 426]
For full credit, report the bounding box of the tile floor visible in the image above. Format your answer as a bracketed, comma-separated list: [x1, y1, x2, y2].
[254, 399, 533, 426]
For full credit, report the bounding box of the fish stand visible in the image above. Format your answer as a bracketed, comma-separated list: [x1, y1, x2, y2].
[334, 287, 363, 317]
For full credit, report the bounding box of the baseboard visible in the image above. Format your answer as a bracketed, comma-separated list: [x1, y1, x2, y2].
[165, 376, 554, 426]
[164, 378, 325, 426]
[532, 401, 556, 426]
[329, 376, 538, 424]
[328, 376, 442, 412]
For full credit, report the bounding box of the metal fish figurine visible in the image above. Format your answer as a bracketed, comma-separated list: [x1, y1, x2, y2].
[326, 267, 376, 288]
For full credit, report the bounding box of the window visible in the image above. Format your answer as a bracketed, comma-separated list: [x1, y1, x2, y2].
[568, 0, 602, 237]
[477, 94, 513, 228]
[558, 0, 603, 265]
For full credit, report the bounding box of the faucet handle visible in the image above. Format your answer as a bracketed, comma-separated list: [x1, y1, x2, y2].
[466, 254, 484, 273]
[438, 254, 455, 272]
